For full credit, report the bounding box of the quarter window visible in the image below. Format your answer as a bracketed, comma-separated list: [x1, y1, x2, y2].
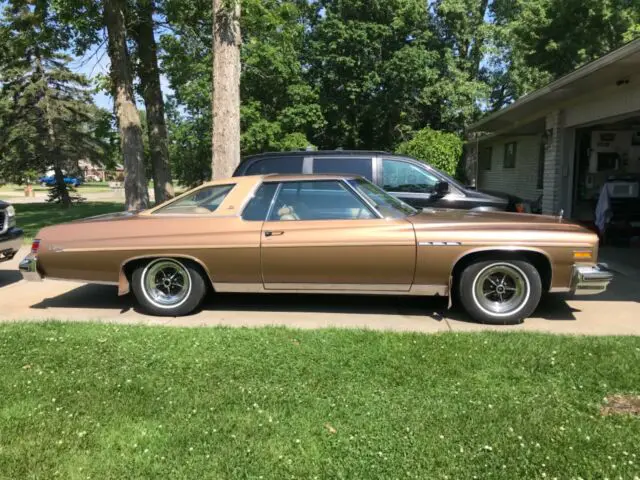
[245, 157, 303, 175]
[153, 184, 234, 214]
[242, 183, 278, 221]
[382, 159, 439, 193]
[268, 180, 375, 221]
[313, 157, 373, 180]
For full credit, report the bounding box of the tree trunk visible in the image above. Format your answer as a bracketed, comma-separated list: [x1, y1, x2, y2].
[211, 0, 241, 179]
[133, 0, 174, 204]
[53, 166, 72, 207]
[468, 0, 490, 80]
[104, 0, 149, 211]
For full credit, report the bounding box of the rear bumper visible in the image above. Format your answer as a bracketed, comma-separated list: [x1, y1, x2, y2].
[0, 228, 23, 262]
[19, 254, 43, 282]
[571, 264, 613, 296]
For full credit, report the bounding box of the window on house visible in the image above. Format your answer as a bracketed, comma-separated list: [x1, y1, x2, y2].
[503, 142, 517, 168]
[537, 143, 545, 189]
[479, 146, 492, 171]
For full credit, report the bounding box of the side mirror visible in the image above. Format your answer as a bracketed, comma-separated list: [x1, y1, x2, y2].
[434, 181, 449, 197]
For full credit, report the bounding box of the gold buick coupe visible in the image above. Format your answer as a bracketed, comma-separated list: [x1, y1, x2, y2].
[20, 174, 612, 324]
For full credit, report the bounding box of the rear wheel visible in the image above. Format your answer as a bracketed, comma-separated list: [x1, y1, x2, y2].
[131, 258, 207, 316]
[458, 259, 542, 325]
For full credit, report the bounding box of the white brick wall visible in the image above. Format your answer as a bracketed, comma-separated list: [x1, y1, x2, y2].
[477, 135, 544, 202]
[542, 111, 563, 215]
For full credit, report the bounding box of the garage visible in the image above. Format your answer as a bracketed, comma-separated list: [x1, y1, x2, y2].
[466, 38, 640, 248]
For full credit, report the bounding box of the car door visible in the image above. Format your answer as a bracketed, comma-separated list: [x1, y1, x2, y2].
[260, 179, 416, 291]
[380, 158, 450, 209]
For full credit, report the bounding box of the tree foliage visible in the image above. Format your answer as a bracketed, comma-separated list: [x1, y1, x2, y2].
[0, 0, 105, 206]
[3, 0, 640, 189]
[396, 128, 463, 178]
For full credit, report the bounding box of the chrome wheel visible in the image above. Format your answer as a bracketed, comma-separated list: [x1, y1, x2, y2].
[141, 259, 192, 309]
[472, 263, 530, 317]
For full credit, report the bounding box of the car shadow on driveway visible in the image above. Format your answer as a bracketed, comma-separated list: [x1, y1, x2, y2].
[28, 283, 581, 323]
[0, 270, 23, 288]
[30, 284, 134, 313]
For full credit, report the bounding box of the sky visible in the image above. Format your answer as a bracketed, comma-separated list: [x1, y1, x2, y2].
[70, 42, 173, 112]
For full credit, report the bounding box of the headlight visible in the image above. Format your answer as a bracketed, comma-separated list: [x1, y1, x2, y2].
[6, 205, 15, 217]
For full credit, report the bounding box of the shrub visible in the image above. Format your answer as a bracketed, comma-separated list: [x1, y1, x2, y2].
[395, 128, 463, 178]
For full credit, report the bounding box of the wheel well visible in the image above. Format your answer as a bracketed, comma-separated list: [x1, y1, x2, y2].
[120, 256, 213, 295]
[451, 250, 552, 294]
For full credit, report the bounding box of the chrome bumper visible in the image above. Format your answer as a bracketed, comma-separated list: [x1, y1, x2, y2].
[19, 254, 43, 282]
[571, 264, 613, 296]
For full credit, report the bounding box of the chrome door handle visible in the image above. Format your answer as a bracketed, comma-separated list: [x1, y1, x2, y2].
[264, 231, 284, 237]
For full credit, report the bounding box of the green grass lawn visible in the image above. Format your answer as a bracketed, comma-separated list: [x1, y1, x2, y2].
[0, 324, 638, 479]
[15, 202, 124, 243]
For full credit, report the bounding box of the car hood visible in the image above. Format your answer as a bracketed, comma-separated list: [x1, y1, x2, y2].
[408, 208, 589, 232]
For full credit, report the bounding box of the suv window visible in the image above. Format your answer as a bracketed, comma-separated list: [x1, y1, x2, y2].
[268, 180, 375, 221]
[382, 159, 439, 194]
[313, 157, 373, 180]
[245, 157, 303, 175]
[154, 184, 234, 214]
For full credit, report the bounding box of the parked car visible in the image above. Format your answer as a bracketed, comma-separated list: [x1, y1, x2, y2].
[0, 200, 23, 263]
[234, 151, 525, 212]
[38, 175, 83, 187]
[19, 174, 612, 324]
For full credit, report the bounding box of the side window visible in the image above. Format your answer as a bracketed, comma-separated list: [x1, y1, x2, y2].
[313, 157, 373, 180]
[268, 181, 375, 221]
[537, 142, 545, 189]
[479, 146, 492, 171]
[245, 157, 303, 175]
[242, 183, 279, 221]
[504, 142, 517, 169]
[381, 159, 439, 193]
[153, 184, 234, 214]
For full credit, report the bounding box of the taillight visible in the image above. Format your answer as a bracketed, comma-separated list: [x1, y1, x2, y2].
[31, 239, 40, 254]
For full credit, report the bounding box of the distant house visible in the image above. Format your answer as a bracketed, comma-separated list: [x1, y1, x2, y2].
[77, 159, 124, 181]
[466, 38, 640, 224]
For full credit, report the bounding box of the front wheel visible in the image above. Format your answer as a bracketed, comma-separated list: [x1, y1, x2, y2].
[458, 259, 542, 325]
[131, 258, 208, 316]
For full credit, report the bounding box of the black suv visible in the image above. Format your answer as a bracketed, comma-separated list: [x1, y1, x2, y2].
[0, 199, 23, 263]
[233, 151, 522, 212]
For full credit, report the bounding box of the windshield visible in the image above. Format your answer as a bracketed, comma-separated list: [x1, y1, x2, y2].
[348, 178, 417, 218]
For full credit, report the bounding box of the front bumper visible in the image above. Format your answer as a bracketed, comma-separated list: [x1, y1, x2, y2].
[0, 227, 23, 262]
[19, 254, 43, 282]
[571, 264, 613, 296]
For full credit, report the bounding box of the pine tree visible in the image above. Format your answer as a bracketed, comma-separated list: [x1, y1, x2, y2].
[0, 0, 105, 207]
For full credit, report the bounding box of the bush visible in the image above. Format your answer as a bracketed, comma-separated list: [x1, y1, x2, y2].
[395, 128, 463, 178]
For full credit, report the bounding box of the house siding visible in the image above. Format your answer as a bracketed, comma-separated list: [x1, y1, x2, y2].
[565, 79, 640, 127]
[477, 135, 543, 202]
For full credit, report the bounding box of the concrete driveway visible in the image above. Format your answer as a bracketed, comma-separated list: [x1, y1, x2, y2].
[2, 247, 639, 335]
